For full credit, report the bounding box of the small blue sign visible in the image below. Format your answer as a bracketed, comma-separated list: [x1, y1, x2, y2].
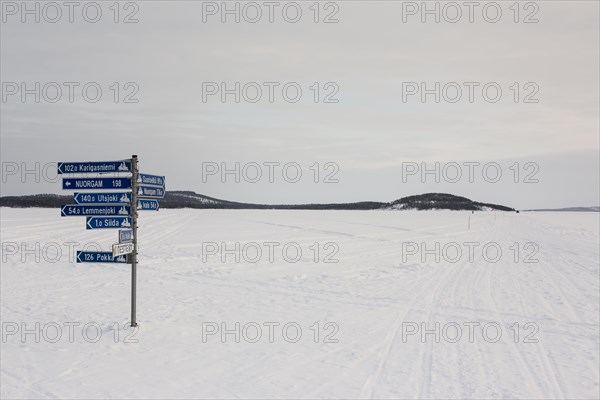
[137, 199, 159, 211]
[137, 173, 165, 187]
[119, 229, 134, 243]
[137, 186, 165, 198]
[74, 192, 131, 204]
[61, 205, 131, 217]
[86, 217, 132, 229]
[63, 178, 131, 190]
[58, 161, 131, 174]
[76, 251, 128, 263]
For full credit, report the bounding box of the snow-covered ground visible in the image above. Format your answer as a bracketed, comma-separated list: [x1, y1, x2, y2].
[1, 208, 599, 399]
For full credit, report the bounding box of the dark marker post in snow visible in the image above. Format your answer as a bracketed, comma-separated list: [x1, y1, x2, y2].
[58, 155, 165, 328]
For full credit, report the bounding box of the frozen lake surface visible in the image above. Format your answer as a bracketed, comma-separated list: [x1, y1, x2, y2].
[1, 208, 599, 399]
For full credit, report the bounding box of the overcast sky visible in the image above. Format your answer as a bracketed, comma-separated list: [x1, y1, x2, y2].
[1, 1, 598, 209]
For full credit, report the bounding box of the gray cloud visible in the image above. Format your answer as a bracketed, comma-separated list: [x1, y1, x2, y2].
[1, 1, 598, 209]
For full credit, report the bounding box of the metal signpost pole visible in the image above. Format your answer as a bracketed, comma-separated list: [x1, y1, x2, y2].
[131, 155, 139, 327]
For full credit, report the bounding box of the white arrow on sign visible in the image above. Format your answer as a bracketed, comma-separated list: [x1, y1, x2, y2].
[112, 242, 134, 257]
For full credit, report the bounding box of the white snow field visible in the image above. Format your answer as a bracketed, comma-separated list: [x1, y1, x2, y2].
[1, 208, 599, 399]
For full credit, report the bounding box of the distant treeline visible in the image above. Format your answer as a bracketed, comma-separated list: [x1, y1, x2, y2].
[0, 191, 515, 212]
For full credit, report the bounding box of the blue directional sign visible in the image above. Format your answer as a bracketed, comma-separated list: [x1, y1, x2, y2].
[63, 178, 131, 190]
[137, 199, 159, 211]
[86, 217, 132, 229]
[74, 192, 131, 204]
[76, 251, 128, 263]
[137, 186, 165, 198]
[62, 205, 131, 217]
[137, 173, 165, 187]
[58, 161, 131, 174]
[119, 229, 134, 243]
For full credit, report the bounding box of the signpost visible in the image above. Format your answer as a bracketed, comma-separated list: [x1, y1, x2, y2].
[58, 161, 131, 174]
[137, 173, 165, 187]
[77, 251, 128, 263]
[137, 186, 165, 198]
[137, 199, 159, 211]
[59, 156, 165, 328]
[113, 242, 134, 257]
[86, 216, 132, 229]
[119, 229, 134, 243]
[61, 205, 131, 217]
[62, 177, 131, 190]
[74, 192, 131, 204]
